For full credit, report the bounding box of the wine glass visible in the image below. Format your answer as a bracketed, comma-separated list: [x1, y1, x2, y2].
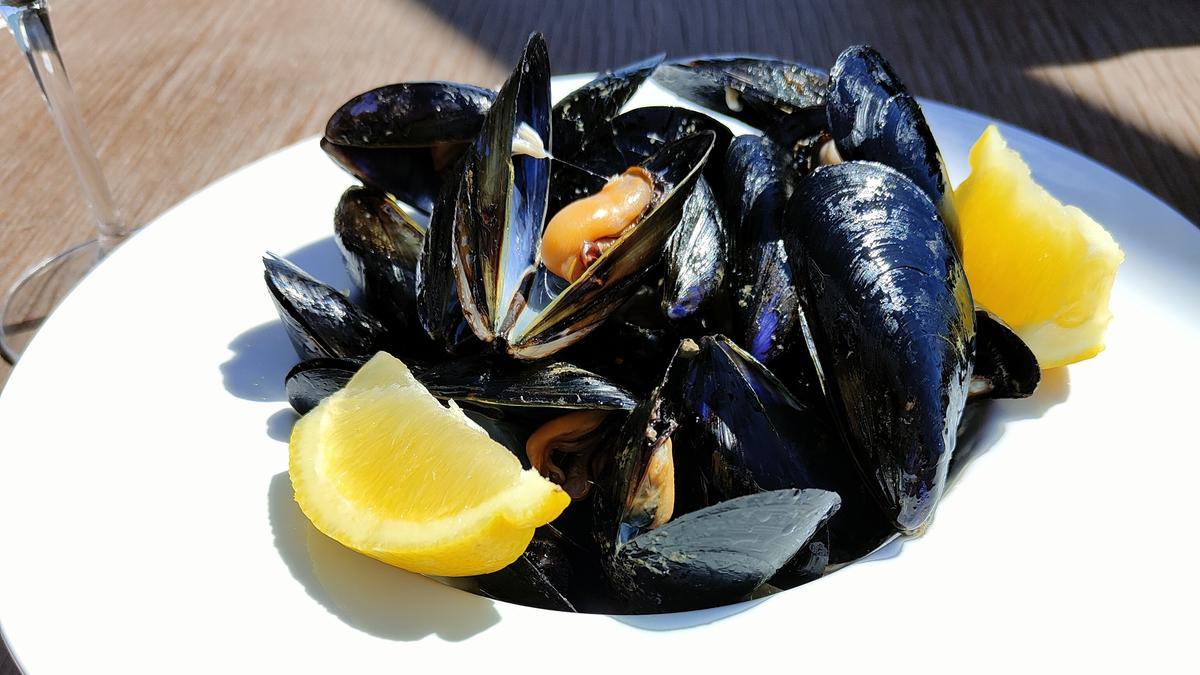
[0, 0, 126, 364]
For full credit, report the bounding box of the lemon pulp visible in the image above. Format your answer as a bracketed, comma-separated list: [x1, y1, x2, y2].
[289, 352, 570, 576]
[955, 125, 1124, 368]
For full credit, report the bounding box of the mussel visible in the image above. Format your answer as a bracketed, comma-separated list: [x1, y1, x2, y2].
[322, 82, 495, 214]
[653, 56, 829, 146]
[263, 253, 390, 361]
[449, 35, 716, 360]
[724, 134, 802, 368]
[592, 338, 846, 610]
[785, 161, 975, 534]
[971, 310, 1040, 400]
[825, 45, 959, 244]
[552, 54, 663, 163]
[334, 186, 425, 330]
[661, 177, 729, 325]
[284, 354, 638, 415]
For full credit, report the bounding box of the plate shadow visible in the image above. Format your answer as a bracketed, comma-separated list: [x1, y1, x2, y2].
[268, 472, 501, 641]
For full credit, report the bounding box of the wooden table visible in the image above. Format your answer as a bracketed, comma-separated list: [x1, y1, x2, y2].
[0, 0, 1196, 669]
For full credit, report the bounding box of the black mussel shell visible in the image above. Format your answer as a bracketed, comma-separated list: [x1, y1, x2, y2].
[610, 106, 733, 192]
[826, 45, 959, 243]
[283, 354, 637, 415]
[609, 489, 840, 613]
[785, 161, 975, 533]
[473, 527, 576, 612]
[285, 356, 367, 414]
[334, 187, 424, 330]
[322, 82, 495, 214]
[416, 157, 477, 352]
[455, 33, 552, 345]
[558, 316, 679, 397]
[652, 56, 828, 144]
[553, 54, 664, 163]
[263, 253, 390, 361]
[413, 355, 638, 411]
[507, 132, 716, 361]
[971, 309, 1040, 400]
[725, 134, 801, 367]
[662, 177, 729, 325]
[674, 336, 894, 565]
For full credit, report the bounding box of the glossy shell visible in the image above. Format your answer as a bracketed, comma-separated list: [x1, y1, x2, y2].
[263, 253, 389, 361]
[284, 355, 638, 415]
[662, 177, 728, 324]
[506, 132, 716, 360]
[971, 309, 1040, 400]
[724, 134, 801, 367]
[322, 82, 495, 214]
[334, 187, 424, 329]
[552, 54, 663, 162]
[652, 56, 828, 145]
[826, 45, 959, 243]
[454, 33, 553, 345]
[785, 161, 975, 533]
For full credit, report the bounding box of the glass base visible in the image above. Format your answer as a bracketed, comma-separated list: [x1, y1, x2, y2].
[0, 239, 101, 364]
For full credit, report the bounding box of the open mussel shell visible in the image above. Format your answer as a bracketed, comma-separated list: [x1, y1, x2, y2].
[507, 132, 716, 361]
[283, 354, 637, 415]
[785, 161, 975, 534]
[609, 489, 840, 612]
[652, 56, 828, 145]
[334, 186, 425, 329]
[263, 253, 390, 361]
[725, 134, 802, 367]
[416, 158, 477, 351]
[609, 106, 733, 192]
[971, 309, 1040, 400]
[662, 177, 728, 325]
[455, 33, 552, 345]
[826, 45, 959, 244]
[552, 53, 664, 162]
[322, 82, 495, 214]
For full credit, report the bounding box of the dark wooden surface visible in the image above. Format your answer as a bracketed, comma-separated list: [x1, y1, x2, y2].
[1, 0, 1197, 671]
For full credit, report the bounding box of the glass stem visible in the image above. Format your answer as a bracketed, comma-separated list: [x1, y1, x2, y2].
[4, 2, 125, 255]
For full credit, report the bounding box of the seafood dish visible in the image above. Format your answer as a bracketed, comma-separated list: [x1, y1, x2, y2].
[263, 33, 1119, 615]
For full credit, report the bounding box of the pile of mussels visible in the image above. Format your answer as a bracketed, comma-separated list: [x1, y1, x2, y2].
[265, 33, 1042, 614]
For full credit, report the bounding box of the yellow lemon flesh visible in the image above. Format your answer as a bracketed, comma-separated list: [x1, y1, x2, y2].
[955, 125, 1124, 368]
[289, 352, 570, 576]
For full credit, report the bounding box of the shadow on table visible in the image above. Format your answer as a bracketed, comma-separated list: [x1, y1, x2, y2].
[268, 473, 501, 641]
[411, 0, 1200, 227]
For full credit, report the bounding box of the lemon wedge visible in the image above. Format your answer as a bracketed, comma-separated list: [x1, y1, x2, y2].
[955, 124, 1124, 368]
[289, 352, 570, 576]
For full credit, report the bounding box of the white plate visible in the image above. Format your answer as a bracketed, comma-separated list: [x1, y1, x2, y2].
[1, 75, 1197, 674]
